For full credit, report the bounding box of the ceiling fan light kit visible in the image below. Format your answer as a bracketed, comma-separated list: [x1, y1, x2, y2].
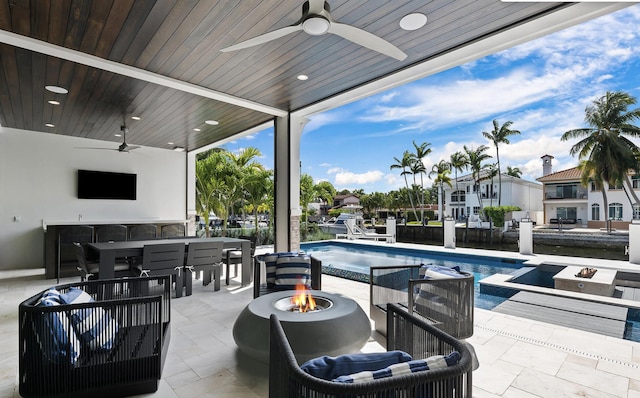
[303, 16, 330, 35]
[221, 0, 408, 61]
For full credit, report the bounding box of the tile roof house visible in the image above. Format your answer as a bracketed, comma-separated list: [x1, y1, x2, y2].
[536, 155, 640, 230]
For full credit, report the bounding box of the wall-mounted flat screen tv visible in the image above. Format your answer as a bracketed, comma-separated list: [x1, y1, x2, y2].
[77, 170, 137, 200]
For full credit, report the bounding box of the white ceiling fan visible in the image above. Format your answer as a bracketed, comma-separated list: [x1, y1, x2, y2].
[221, 0, 407, 61]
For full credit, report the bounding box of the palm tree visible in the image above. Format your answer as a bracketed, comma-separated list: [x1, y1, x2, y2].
[300, 173, 317, 223]
[464, 145, 492, 219]
[229, 147, 263, 224]
[428, 160, 452, 221]
[450, 151, 469, 219]
[390, 151, 419, 221]
[243, 168, 272, 237]
[410, 141, 432, 223]
[195, 149, 235, 236]
[482, 119, 520, 206]
[315, 180, 337, 212]
[562, 91, 640, 220]
[506, 166, 522, 178]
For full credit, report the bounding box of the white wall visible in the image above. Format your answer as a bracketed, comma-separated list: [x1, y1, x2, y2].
[0, 127, 187, 270]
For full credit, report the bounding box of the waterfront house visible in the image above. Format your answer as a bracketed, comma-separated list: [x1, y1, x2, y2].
[443, 171, 543, 221]
[537, 155, 640, 230]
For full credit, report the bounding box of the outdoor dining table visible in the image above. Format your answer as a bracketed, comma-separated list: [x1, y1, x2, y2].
[87, 237, 252, 285]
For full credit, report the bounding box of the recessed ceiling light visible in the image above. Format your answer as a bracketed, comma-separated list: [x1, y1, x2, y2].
[45, 123, 55, 127]
[131, 116, 141, 120]
[173, 146, 185, 152]
[44, 85, 68, 94]
[48, 100, 60, 105]
[168, 142, 174, 145]
[193, 128, 201, 132]
[205, 120, 219, 125]
[297, 74, 309, 81]
[115, 133, 122, 137]
[400, 13, 427, 31]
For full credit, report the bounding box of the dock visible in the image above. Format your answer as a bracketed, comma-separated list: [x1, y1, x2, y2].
[493, 291, 629, 338]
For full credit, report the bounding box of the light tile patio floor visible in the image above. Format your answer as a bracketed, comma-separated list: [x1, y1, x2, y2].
[2, 253, 640, 398]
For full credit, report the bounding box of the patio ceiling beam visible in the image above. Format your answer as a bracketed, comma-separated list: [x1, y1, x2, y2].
[0, 29, 288, 118]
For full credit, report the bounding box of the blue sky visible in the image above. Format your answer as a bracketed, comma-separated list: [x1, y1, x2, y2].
[222, 5, 640, 194]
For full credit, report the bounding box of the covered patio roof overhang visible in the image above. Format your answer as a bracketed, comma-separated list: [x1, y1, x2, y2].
[0, 1, 630, 252]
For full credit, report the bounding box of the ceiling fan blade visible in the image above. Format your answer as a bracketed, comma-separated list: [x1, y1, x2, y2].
[328, 22, 407, 61]
[75, 146, 119, 151]
[221, 25, 302, 52]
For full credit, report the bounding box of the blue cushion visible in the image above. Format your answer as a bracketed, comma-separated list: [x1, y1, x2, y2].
[258, 252, 299, 285]
[274, 254, 311, 288]
[420, 264, 464, 280]
[300, 351, 412, 380]
[333, 351, 461, 383]
[59, 287, 119, 351]
[36, 288, 81, 364]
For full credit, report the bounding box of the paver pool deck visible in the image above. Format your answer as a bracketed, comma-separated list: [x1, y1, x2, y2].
[0, 241, 639, 397]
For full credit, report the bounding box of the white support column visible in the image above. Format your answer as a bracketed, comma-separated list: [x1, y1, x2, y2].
[444, 217, 456, 249]
[629, 220, 640, 264]
[519, 218, 533, 255]
[186, 151, 198, 235]
[274, 114, 308, 252]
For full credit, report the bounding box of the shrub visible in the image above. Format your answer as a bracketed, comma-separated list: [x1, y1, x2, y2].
[483, 206, 521, 227]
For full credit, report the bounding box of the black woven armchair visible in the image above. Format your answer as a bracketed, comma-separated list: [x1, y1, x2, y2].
[269, 303, 473, 397]
[369, 264, 474, 338]
[19, 276, 171, 398]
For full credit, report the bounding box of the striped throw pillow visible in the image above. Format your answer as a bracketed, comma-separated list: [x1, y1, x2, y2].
[59, 287, 119, 351]
[274, 254, 311, 288]
[259, 252, 300, 286]
[36, 288, 81, 364]
[333, 351, 461, 383]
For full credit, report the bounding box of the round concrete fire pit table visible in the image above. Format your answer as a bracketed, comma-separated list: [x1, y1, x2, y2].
[233, 290, 371, 363]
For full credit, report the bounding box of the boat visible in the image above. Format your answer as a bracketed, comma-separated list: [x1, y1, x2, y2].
[319, 213, 367, 235]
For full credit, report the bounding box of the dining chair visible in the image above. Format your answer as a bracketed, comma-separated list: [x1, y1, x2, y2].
[72, 242, 136, 281]
[184, 241, 224, 294]
[128, 224, 158, 240]
[58, 226, 94, 283]
[95, 224, 128, 242]
[140, 243, 187, 297]
[160, 223, 185, 238]
[223, 235, 256, 285]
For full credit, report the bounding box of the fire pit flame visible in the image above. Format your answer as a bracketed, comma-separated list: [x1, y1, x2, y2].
[292, 284, 316, 312]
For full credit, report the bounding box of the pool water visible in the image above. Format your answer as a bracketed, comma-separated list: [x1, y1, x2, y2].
[300, 241, 524, 310]
[301, 241, 640, 343]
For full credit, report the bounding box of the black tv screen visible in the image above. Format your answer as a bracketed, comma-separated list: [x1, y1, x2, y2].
[77, 170, 137, 200]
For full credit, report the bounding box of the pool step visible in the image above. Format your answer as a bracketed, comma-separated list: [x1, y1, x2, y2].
[494, 291, 628, 338]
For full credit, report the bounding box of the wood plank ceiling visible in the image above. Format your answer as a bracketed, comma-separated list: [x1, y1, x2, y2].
[0, 0, 573, 151]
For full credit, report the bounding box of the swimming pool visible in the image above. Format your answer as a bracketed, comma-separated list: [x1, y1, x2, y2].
[300, 241, 524, 310]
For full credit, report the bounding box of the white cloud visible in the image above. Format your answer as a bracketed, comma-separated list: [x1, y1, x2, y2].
[319, 162, 331, 167]
[358, 7, 640, 135]
[306, 109, 352, 133]
[380, 92, 399, 103]
[334, 170, 384, 186]
[243, 134, 256, 140]
[327, 167, 341, 174]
